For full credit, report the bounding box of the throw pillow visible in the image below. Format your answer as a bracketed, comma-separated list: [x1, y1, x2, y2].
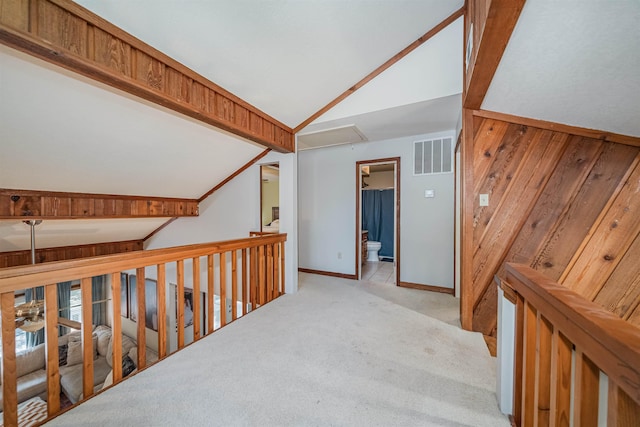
[58, 344, 68, 366]
[101, 370, 114, 390]
[95, 329, 112, 357]
[66, 340, 83, 366]
[122, 355, 136, 377]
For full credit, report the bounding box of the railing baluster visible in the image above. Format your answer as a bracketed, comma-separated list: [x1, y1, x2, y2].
[1, 292, 18, 425]
[250, 246, 257, 310]
[156, 264, 167, 358]
[111, 273, 123, 383]
[207, 255, 214, 333]
[193, 257, 201, 340]
[258, 245, 265, 305]
[80, 277, 94, 400]
[135, 267, 146, 368]
[573, 350, 599, 427]
[177, 260, 185, 348]
[232, 250, 238, 321]
[513, 292, 525, 426]
[274, 243, 280, 297]
[534, 314, 552, 427]
[241, 248, 247, 315]
[44, 283, 60, 415]
[267, 244, 274, 301]
[220, 252, 227, 326]
[550, 330, 571, 426]
[608, 382, 640, 426]
[522, 301, 537, 427]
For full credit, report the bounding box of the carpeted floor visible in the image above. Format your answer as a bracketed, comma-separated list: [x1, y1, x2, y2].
[44, 274, 509, 426]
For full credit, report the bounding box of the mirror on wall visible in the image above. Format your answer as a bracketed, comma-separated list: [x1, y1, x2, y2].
[260, 163, 279, 233]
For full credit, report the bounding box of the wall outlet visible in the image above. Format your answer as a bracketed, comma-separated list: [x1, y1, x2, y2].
[338, 252, 342, 259]
[479, 194, 489, 206]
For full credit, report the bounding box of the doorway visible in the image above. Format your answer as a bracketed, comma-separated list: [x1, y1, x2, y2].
[260, 163, 279, 233]
[355, 157, 400, 286]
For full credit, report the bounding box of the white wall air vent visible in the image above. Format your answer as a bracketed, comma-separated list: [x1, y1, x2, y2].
[414, 137, 453, 175]
[297, 124, 368, 151]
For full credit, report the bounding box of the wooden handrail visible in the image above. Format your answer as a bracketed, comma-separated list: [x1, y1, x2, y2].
[1, 233, 286, 424]
[505, 263, 640, 426]
[0, 234, 286, 292]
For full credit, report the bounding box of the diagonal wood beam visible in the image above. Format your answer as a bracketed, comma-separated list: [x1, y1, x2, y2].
[0, 0, 294, 152]
[0, 188, 198, 219]
[463, 0, 526, 109]
[293, 6, 465, 133]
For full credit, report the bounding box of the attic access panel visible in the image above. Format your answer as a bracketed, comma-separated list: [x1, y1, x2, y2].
[297, 125, 368, 150]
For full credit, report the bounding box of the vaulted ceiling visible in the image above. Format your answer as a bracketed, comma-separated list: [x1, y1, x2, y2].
[1, 0, 638, 253]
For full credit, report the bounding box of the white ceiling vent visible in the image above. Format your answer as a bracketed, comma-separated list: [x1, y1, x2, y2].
[297, 124, 368, 151]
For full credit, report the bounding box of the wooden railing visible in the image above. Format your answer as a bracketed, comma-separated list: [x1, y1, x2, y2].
[0, 233, 286, 425]
[503, 263, 640, 426]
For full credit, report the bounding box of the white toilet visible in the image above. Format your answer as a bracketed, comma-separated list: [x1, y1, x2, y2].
[366, 241, 382, 262]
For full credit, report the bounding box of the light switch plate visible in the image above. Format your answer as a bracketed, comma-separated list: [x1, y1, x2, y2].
[424, 189, 435, 198]
[479, 194, 489, 206]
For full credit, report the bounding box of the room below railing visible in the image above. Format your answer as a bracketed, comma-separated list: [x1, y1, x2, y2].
[0, 233, 286, 426]
[498, 263, 640, 427]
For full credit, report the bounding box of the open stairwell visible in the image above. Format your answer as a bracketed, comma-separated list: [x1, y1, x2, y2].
[45, 273, 509, 426]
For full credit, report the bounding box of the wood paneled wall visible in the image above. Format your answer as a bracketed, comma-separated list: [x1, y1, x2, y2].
[0, 189, 198, 219]
[0, 0, 294, 152]
[0, 240, 143, 268]
[469, 116, 640, 337]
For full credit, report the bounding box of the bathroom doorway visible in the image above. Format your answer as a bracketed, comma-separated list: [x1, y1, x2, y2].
[355, 157, 400, 285]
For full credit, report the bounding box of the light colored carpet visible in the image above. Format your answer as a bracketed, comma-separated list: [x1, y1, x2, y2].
[45, 275, 509, 426]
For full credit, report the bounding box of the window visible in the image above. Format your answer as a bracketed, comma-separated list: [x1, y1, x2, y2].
[69, 288, 82, 322]
[414, 137, 453, 175]
[15, 327, 27, 353]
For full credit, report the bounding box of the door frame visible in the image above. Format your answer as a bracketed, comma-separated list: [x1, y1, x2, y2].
[355, 157, 401, 285]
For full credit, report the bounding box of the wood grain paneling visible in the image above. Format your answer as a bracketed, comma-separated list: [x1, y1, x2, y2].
[466, 113, 640, 337]
[0, 0, 28, 32]
[0, 239, 143, 267]
[562, 157, 640, 299]
[0, 0, 293, 152]
[0, 188, 198, 219]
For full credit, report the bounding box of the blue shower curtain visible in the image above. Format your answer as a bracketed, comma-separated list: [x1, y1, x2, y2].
[362, 189, 394, 259]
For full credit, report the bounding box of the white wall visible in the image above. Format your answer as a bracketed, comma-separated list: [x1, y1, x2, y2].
[298, 131, 455, 288]
[145, 150, 298, 295]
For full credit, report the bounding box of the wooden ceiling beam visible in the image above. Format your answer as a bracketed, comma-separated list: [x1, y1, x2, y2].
[463, 0, 526, 110]
[0, 189, 198, 219]
[0, 0, 294, 152]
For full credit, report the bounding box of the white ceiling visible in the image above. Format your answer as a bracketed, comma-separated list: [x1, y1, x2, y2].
[1, 1, 637, 253]
[484, 0, 640, 137]
[74, 0, 464, 129]
[0, 45, 264, 199]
